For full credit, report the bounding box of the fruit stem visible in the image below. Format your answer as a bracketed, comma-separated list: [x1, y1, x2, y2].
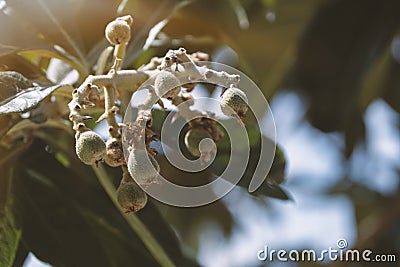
[112, 43, 126, 71]
[96, 85, 120, 138]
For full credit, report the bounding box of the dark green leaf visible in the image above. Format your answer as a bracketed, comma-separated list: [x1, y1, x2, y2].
[150, 109, 290, 200]
[381, 59, 400, 113]
[15, 139, 159, 267]
[139, 201, 201, 267]
[211, 128, 290, 200]
[156, 155, 235, 241]
[162, 198, 234, 253]
[17, 130, 199, 266]
[0, 84, 72, 114]
[202, 120, 288, 199]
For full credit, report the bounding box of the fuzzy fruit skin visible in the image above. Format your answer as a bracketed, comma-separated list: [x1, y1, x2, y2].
[105, 20, 131, 45]
[105, 138, 124, 167]
[154, 71, 181, 99]
[127, 149, 160, 186]
[184, 128, 214, 157]
[220, 87, 248, 118]
[117, 181, 147, 213]
[75, 131, 106, 165]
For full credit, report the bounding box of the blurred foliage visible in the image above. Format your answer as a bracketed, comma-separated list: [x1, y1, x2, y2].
[291, 0, 400, 157]
[0, 0, 399, 266]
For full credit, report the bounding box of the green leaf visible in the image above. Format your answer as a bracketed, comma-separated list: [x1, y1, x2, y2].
[10, 241, 28, 267]
[0, 206, 21, 267]
[0, 84, 72, 114]
[0, 167, 22, 267]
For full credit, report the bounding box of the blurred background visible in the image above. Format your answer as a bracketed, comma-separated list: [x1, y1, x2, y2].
[0, 0, 399, 266]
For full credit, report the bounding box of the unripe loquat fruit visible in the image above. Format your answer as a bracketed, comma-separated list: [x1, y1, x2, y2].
[127, 149, 160, 186]
[220, 87, 248, 120]
[105, 19, 131, 45]
[154, 71, 181, 100]
[117, 180, 147, 213]
[75, 131, 106, 165]
[105, 138, 124, 167]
